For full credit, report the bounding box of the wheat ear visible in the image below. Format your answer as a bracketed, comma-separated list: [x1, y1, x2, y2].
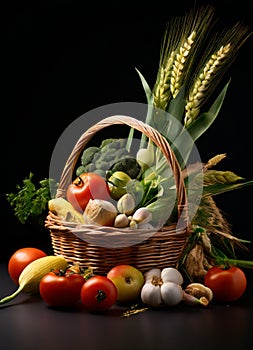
[170, 31, 196, 98]
[184, 21, 251, 127]
[153, 51, 175, 110]
[184, 44, 231, 127]
[153, 5, 215, 111]
[204, 153, 227, 170]
[153, 31, 196, 110]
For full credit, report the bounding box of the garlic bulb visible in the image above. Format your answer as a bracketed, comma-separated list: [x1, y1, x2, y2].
[140, 267, 184, 307]
[114, 213, 129, 228]
[132, 207, 152, 224]
[117, 193, 135, 215]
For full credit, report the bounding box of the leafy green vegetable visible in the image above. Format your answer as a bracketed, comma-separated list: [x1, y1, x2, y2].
[6, 173, 58, 225]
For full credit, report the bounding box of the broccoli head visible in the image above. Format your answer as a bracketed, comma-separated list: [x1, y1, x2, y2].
[81, 146, 100, 166]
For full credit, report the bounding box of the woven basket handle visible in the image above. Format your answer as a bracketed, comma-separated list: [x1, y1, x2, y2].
[56, 115, 188, 226]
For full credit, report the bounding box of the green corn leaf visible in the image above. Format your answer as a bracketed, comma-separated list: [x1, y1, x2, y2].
[167, 85, 186, 123]
[202, 179, 253, 197]
[135, 68, 153, 105]
[171, 81, 230, 167]
[136, 69, 185, 144]
[135, 68, 155, 147]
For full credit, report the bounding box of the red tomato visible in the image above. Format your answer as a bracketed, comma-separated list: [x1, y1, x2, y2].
[39, 269, 85, 307]
[204, 266, 247, 302]
[8, 247, 47, 284]
[66, 172, 110, 212]
[81, 276, 117, 312]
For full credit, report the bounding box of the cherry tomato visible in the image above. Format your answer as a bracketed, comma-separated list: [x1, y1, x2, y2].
[80, 276, 117, 312]
[39, 269, 85, 307]
[8, 247, 47, 284]
[66, 172, 110, 212]
[204, 266, 247, 302]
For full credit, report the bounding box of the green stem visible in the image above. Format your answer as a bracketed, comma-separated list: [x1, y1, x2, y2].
[126, 127, 134, 153]
[155, 157, 173, 177]
[0, 285, 24, 305]
[213, 258, 253, 269]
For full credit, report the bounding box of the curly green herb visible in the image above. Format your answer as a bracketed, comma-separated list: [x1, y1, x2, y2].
[6, 173, 58, 225]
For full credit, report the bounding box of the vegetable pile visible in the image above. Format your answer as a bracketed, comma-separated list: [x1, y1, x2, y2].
[0, 247, 248, 314]
[62, 136, 171, 230]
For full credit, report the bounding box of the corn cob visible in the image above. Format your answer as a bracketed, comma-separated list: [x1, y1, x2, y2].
[0, 255, 68, 305]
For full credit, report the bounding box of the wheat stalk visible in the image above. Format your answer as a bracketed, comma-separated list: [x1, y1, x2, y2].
[203, 170, 244, 186]
[153, 51, 175, 110]
[184, 21, 251, 127]
[153, 32, 196, 108]
[170, 31, 196, 98]
[184, 44, 231, 126]
[204, 153, 227, 170]
[152, 4, 251, 126]
[153, 5, 216, 111]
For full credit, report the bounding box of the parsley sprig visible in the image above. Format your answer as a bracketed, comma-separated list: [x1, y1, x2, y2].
[6, 173, 58, 225]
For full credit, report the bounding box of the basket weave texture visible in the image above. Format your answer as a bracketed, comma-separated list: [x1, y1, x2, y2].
[45, 115, 191, 275]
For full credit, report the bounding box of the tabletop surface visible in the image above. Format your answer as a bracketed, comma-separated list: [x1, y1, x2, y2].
[0, 262, 252, 350]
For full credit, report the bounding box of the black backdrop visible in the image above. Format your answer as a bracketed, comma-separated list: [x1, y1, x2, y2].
[2, 0, 253, 261]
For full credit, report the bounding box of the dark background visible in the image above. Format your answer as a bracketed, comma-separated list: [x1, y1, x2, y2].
[2, 0, 253, 261]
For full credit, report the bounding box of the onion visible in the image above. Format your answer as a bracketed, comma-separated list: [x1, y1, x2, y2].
[83, 199, 117, 226]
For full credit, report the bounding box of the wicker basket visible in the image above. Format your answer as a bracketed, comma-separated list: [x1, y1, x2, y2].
[45, 115, 190, 275]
